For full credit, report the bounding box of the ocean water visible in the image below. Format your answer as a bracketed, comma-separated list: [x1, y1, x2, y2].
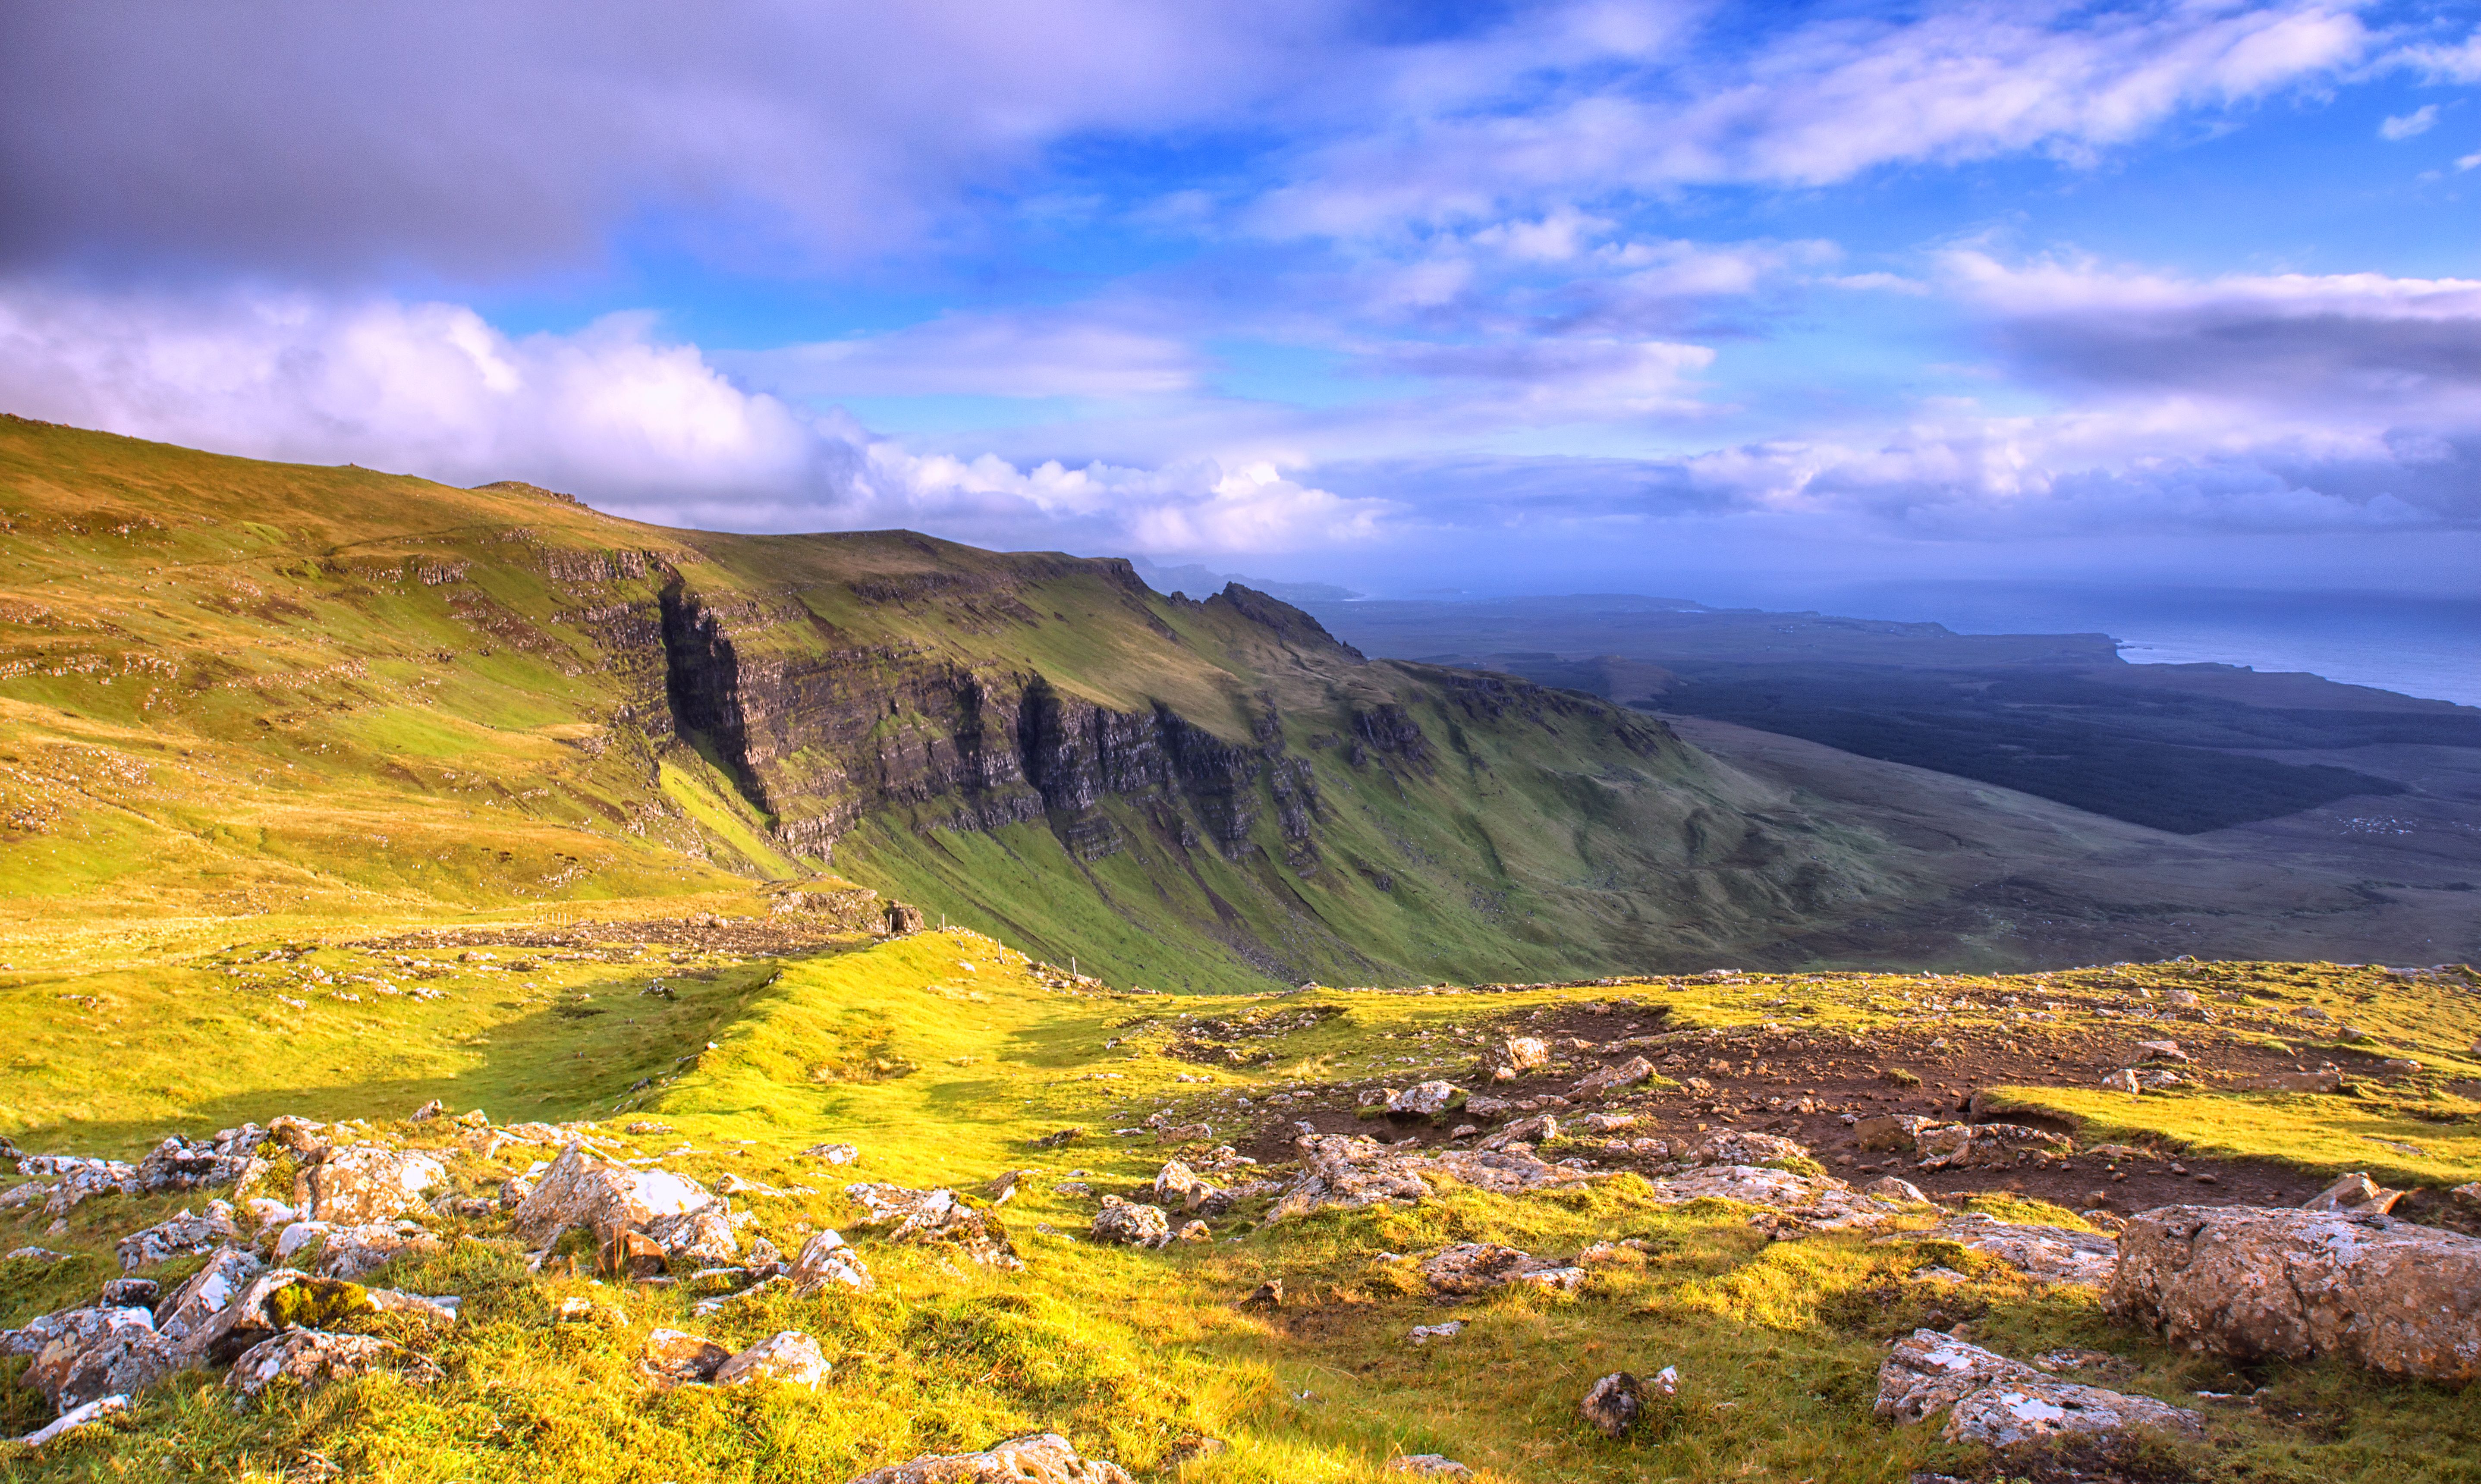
[1794, 582, 2481, 708]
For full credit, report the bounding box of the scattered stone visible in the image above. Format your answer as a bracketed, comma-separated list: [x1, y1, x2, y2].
[226, 1330, 423, 1399]
[1151, 1159, 1229, 1214]
[553, 1295, 626, 1326]
[1862, 1176, 1931, 1204]
[1090, 1195, 1173, 1248]
[1912, 1123, 2074, 1171]
[1176, 1220, 1211, 1243]
[641, 1327, 732, 1386]
[2108, 1205, 2481, 1380]
[2303, 1172, 2403, 1214]
[804, 1142, 863, 1163]
[846, 1184, 1021, 1268]
[2134, 1040, 2190, 1063]
[714, 1330, 829, 1389]
[1384, 1456, 1470, 1478]
[1580, 1371, 1645, 1437]
[1579, 1112, 1637, 1134]
[789, 1230, 874, 1292]
[1388, 1081, 1462, 1116]
[645, 1200, 738, 1266]
[1685, 1131, 1810, 1167]
[1267, 1134, 1595, 1221]
[301, 1147, 447, 1225]
[313, 1222, 442, 1280]
[2102, 1069, 2141, 1094]
[847, 1432, 1136, 1484]
[599, 1229, 670, 1280]
[1417, 1242, 1583, 1295]
[1408, 1321, 1463, 1344]
[132, 1128, 261, 1195]
[1239, 1279, 1283, 1311]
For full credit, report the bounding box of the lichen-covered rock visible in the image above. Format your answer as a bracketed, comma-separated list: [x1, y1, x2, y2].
[1267, 1133, 1595, 1221]
[2, 1304, 151, 1371]
[512, 1145, 712, 1248]
[1942, 1380, 2201, 1448]
[153, 1246, 267, 1342]
[1891, 1214, 2119, 1287]
[116, 1202, 239, 1270]
[42, 1325, 176, 1413]
[13, 1395, 130, 1451]
[1383, 1457, 1471, 1478]
[1476, 1036, 1550, 1083]
[2107, 1205, 2481, 1380]
[32, 1157, 137, 1215]
[98, 1278, 158, 1309]
[312, 1222, 441, 1280]
[846, 1183, 1022, 1268]
[1388, 1081, 1462, 1116]
[1862, 1176, 1931, 1203]
[644, 1199, 737, 1266]
[1874, 1330, 2045, 1423]
[848, 1433, 1135, 1484]
[226, 1329, 423, 1399]
[132, 1127, 263, 1195]
[1417, 1242, 1583, 1294]
[1580, 1372, 1645, 1437]
[788, 1229, 874, 1292]
[23, 1309, 160, 1410]
[169, 1270, 372, 1368]
[1913, 1123, 2073, 1171]
[1643, 1164, 1899, 1230]
[300, 1146, 446, 1225]
[1091, 1195, 1173, 1248]
[714, 1330, 829, 1389]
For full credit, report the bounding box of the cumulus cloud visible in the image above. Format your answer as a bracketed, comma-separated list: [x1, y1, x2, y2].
[0, 280, 1383, 556]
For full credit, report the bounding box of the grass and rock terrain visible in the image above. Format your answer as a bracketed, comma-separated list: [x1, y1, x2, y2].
[5, 921, 2480, 1483]
[5, 417, 2481, 1481]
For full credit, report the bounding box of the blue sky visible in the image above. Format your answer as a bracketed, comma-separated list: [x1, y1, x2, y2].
[4, 0, 2480, 598]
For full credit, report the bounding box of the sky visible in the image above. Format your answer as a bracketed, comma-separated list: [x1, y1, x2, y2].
[4, 0, 2481, 600]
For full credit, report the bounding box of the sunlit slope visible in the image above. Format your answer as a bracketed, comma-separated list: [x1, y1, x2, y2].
[0, 415, 1920, 985]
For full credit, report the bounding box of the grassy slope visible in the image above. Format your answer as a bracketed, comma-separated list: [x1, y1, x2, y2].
[6, 938, 2480, 1481]
[0, 416, 1928, 988]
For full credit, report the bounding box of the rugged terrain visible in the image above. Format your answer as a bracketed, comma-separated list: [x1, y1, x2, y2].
[3, 927, 2479, 1482]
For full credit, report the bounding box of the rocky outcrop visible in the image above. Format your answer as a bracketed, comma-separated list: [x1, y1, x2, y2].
[1875, 1330, 2199, 1447]
[2107, 1205, 2481, 1380]
[1416, 1242, 1583, 1294]
[513, 1145, 713, 1249]
[225, 1330, 425, 1399]
[788, 1230, 874, 1292]
[845, 1183, 1020, 1268]
[1090, 1196, 1172, 1248]
[847, 1433, 1136, 1484]
[299, 1147, 446, 1224]
[1267, 1134, 1595, 1220]
[714, 1330, 829, 1389]
[1896, 1214, 2119, 1287]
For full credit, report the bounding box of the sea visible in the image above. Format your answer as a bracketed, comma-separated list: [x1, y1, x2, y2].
[1773, 582, 2481, 708]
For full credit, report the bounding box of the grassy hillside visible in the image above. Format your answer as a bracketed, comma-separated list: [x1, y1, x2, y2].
[0, 415, 1943, 987]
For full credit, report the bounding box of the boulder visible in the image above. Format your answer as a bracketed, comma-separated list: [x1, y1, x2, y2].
[226, 1329, 424, 1399]
[1417, 1242, 1583, 1295]
[1571, 1056, 1654, 1098]
[714, 1330, 829, 1389]
[1580, 1371, 1645, 1437]
[1862, 1176, 1930, 1204]
[788, 1230, 875, 1292]
[513, 1145, 713, 1248]
[2107, 1205, 2481, 1380]
[4, 1304, 151, 1371]
[30, 1317, 170, 1413]
[1477, 1036, 1550, 1082]
[849, 1434, 1135, 1484]
[846, 1183, 1021, 1269]
[1913, 1123, 2073, 1171]
[154, 1247, 267, 1340]
[170, 1270, 374, 1368]
[641, 1327, 732, 1386]
[1091, 1195, 1173, 1248]
[300, 1147, 446, 1225]
[1943, 1381, 2201, 1448]
[1854, 1113, 1936, 1152]
[644, 1200, 738, 1266]
[1874, 1330, 2044, 1423]
[1892, 1215, 2119, 1288]
[117, 1202, 240, 1270]
[1388, 1081, 1462, 1117]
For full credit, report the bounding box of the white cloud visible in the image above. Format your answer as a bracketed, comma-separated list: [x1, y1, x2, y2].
[725, 312, 1201, 400]
[0, 280, 1385, 557]
[2381, 104, 2439, 139]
